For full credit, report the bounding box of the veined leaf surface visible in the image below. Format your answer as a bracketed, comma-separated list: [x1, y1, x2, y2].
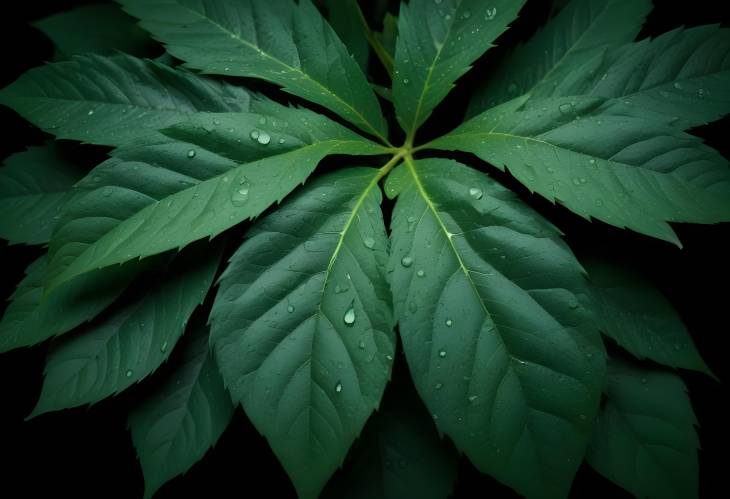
[388, 157, 605, 499]
[211, 168, 395, 499]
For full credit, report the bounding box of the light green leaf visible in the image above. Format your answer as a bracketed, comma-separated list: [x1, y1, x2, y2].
[0, 144, 84, 245]
[33, 3, 155, 58]
[129, 323, 234, 499]
[118, 0, 388, 142]
[388, 157, 605, 499]
[430, 96, 730, 245]
[0, 54, 253, 147]
[545, 25, 730, 130]
[393, 0, 526, 137]
[322, 375, 458, 499]
[322, 0, 370, 71]
[585, 259, 712, 377]
[587, 359, 699, 499]
[211, 168, 395, 499]
[468, 0, 652, 116]
[30, 241, 222, 416]
[0, 255, 145, 353]
[46, 107, 387, 292]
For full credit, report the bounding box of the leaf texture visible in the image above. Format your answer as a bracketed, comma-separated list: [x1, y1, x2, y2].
[211, 168, 395, 499]
[0, 255, 144, 353]
[388, 157, 605, 499]
[0, 144, 84, 245]
[46, 107, 387, 291]
[394, 0, 526, 136]
[431, 96, 730, 244]
[587, 360, 699, 499]
[30, 241, 222, 416]
[585, 259, 712, 376]
[0, 54, 253, 146]
[542, 25, 730, 130]
[118, 0, 388, 142]
[129, 324, 234, 499]
[467, 0, 652, 116]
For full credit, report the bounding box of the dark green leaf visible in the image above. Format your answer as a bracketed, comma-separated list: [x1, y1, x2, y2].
[587, 359, 699, 499]
[388, 157, 605, 499]
[322, 0, 370, 71]
[393, 0, 526, 137]
[0, 54, 253, 147]
[129, 323, 234, 499]
[33, 3, 155, 58]
[211, 168, 395, 499]
[431, 96, 730, 244]
[585, 259, 712, 377]
[30, 241, 222, 416]
[0, 144, 84, 245]
[543, 25, 730, 130]
[0, 256, 144, 353]
[45, 107, 387, 292]
[118, 0, 388, 142]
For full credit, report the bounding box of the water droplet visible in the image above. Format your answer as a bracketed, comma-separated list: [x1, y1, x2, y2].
[468, 395, 478, 403]
[416, 269, 426, 277]
[187, 149, 196, 159]
[358, 340, 366, 350]
[558, 102, 573, 115]
[125, 369, 133, 378]
[258, 116, 267, 125]
[434, 382, 443, 390]
[231, 186, 250, 206]
[445, 319, 453, 327]
[250, 129, 260, 140]
[161, 341, 168, 353]
[278, 137, 286, 144]
[335, 381, 343, 393]
[343, 305, 356, 326]
[363, 236, 375, 249]
[438, 349, 447, 358]
[485, 7, 497, 20]
[287, 304, 295, 313]
[87, 109, 95, 116]
[462, 10, 471, 19]
[401, 255, 414, 267]
[673, 82, 683, 90]
[257, 131, 271, 145]
[469, 187, 483, 200]
[403, 78, 409, 84]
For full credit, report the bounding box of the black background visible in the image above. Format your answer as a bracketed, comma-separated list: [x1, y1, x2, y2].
[1, 1, 728, 497]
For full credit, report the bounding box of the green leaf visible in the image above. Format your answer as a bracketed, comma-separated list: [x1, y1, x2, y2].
[587, 359, 699, 499]
[388, 157, 605, 499]
[0, 255, 150, 353]
[129, 323, 234, 499]
[0, 144, 84, 245]
[543, 25, 730, 130]
[393, 0, 526, 137]
[118, 0, 388, 142]
[322, 0, 370, 72]
[375, 13, 398, 65]
[45, 107, 387, 292]
[322, 374, 458, 499]
[30, 241, 222, 416]
[32, 3, 155, 58]
[430, 96, 730, 245]
[585, 259, 712, 377]
[210, 167, 395, 499]
[468, 0, 652, 116]
[0, 54, 253, 147]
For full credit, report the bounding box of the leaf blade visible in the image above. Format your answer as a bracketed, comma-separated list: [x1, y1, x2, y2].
[210, 167, 395, 499]
[118, 0, 388, 141]
[393, 0, 526, 137]
[389, 157, 605, 499]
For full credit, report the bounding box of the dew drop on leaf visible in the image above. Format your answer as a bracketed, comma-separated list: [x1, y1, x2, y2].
[358, 340, 366, 350]
[187, 149, 196, 159]
[363, 236, 375, 249]
[343, 305, 356, 325]
[401, 255, 414, 267]
[257, 131, 271, 145]
[469, 187, 483, 199]
[445, 319, 453, 327]
[416, 269, 426, 277]
[231, 186, 250, 206]
[249, 129, 260, 141]
[125, 369, 133, 378]
[335, 381, 343, 393]
[468, 395, 478, 403]
[434, 382, 443, 390]
[160, 341, 168, 353]
[287, 304, 295, 313]
[438, 349, 447, 358]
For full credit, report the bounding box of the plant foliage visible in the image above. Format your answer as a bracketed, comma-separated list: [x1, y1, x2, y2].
[1, 0, 727, 498]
